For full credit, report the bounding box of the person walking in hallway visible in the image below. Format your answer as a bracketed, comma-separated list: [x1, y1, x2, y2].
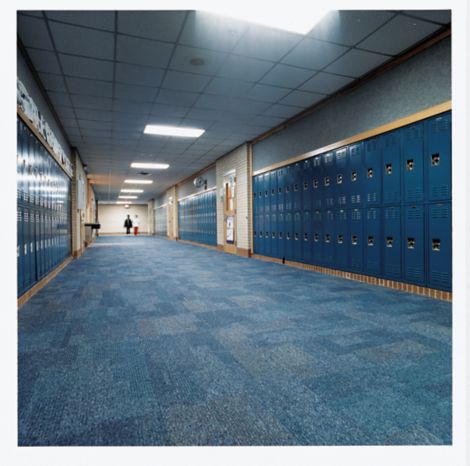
[124, 214, 132, 235]
[133, 215, 140, 236]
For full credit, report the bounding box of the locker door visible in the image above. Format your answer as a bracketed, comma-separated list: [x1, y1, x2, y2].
[426, 112, 451, 202]
[323, 209, 334, 267]
[302, 210, 312, 264]
[312, 210, 323, 265]
[23, 208, 30, 289]
[271, 212, 278, 258]
[253, 189, 259, 253]
[349, 208, 364, 273]
[263, 172, 270, 216]
[334, 147, 348, 208]
[293, 162, 302, 212]
[335, 209, 349, 271]
[364, 136, 382, 206]
[36, 210, 43, 279]
[323, 152, 335, 208]
[382, 130, 402, 205]
[264, 211, 272, 257]
[312, 155, 323, 210]
[278, 211, 285, 260]
[284, 165, 293, 212]
[29, 207, 37, 287]
[427, 202, 451, 291]
[403, 122, 424, 203]
[17, 205, 24, 296]
[365, 208, 381, 276]
[293, 211, 302, 262]
[258, 212, 265, 256]
[302, 159, 312, 212]
[276, 167, 285, 213]
[17, 118, 23, 202]
[270, 170, 277, 213]
[383, 206, 401, 279]
[284, 211, 293, 260]
[403, 205, 425, 285]
[349, 142, 364, 207]
[258, 174, 265, 216]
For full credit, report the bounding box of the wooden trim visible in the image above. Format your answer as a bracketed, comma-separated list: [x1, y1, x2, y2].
[17, 106, 73, 179]
[250, 26, 451, 146]
[73, 247, 84, 259]
[177, 186, 217, 202]
[177, 239, 219, 251]
[18, 256, 73, 309]
[216, 244, 224, 252]
[252, 101, 452, 176]
[154, 203, 167, 209]
[251, 254, 452, 302]
[247, 143, 254, 254]
[236, 247, 250, 258]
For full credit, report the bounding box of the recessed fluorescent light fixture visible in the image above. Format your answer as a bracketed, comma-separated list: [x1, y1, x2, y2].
[121, 189, 144, 193]
[144, 125, 205, 138]
[119, 195, 138, 199]
[201, 6, 329, 34]
[124, 179, 153, 184]
[116, 201, 132, 204]
[131, 162, 170, 170]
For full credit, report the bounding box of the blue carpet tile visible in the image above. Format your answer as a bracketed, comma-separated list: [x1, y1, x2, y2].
[18, 235, 452, 446]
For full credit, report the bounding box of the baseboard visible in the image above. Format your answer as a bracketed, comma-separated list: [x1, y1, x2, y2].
[236, 247, 250, 258]
[177, 239, 219, 251]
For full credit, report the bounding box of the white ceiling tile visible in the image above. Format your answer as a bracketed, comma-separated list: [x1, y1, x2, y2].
[324, 49, 391, 78]
[79, 119, 112, 130]
[245, 84, 290, 103]
[26, 49, 61, 74]
[18, 11, 43, 18]
[282, 38, 348, 70]
[45, 11, 115, 31]
[38, 72, 67, 92]
[169, 45, 227, 76]
[115, 83, 158, 103]
[74, 108, 113, 121]
[204, 77, 252, 98]
[113, 100, 152, 114]
[66, 77, 113, 98]
[115, 62, 164, 87]
[59, 54, 114, 80]
[60, 116, 79, 127]
[358, 14, 442, 56]
[151, 104, 189, 118]
[300, 71, 354, 94]
[18, 14, 53, 50]
[49, 21, 114, 60]
[161, 71, 210, 93]
[117, 35, 173, 68]
[248, 114, 285, 128]
[309, 10, 395, 46]
[217, 54, 274, 82]
[54, 106, 76, 119]
[233, 26, 301, 61]
[156, 88, 201, 107]
[260, 64, 314, 88]
[47, 91, 72, 107]
[405, 10, 451, 24]
[185, 108, 224, 121]
[71, 94, 113, 111]
[278, 90, 325, 108]
[117, 11, 186, 42]
[262, 103, 302, 118]
[179, 11, 247, 53]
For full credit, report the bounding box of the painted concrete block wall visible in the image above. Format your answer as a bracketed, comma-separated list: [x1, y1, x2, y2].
[98, 204, 149, 234]
[216, 144, 249, 250]
[71, 151, 87, 254]
[177, 165, 217, 199]
[147, 200, 155, 235]
[166, 186, 178, 239]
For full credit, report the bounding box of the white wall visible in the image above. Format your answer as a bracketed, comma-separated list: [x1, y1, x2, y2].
[98, 204, 149, 234]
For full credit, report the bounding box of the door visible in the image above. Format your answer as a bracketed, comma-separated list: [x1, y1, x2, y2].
[223, 172, 237, 254]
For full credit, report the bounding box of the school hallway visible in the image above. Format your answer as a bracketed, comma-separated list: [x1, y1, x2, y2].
[18, 235, 451, 446]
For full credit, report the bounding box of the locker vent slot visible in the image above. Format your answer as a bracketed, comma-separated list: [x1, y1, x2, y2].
[407, 208, 423, 220]
[352, 235, 358, 245]
[431, 186, 450, 198]
[386, 237, 393, 247]
[367, 168, 373, 178]
[337, 234, 344, 244]
[368, 236, 374, 246]
[432, 117, 450, 132]
[337, 174, 343, 184]
[351, 171, 357, 182]
[407, 266, 424, 281]
[407, 237, 415, 249]
[314, 233, 319, 242]
[431, 271, 450, 287]
[431, 153, 440, 166]
[324, 176, 330, 187]
[432, 239, 441, 251]
[406, 159, 414, 171]
[313, 179, 319, 189]
[431, 205, 450, 218]
[325, 234, 331, 243]
[385, 164, 392, 175]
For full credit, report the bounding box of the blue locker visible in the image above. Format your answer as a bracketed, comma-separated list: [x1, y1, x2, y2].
[312, 155, 323, 210]
[403, 122, 424, 203]
[403, 205, 425, 285]
[276, 167, 285, 213]
[365, 208, 381, 276]
[349, 208, 364, 273]
[252, 175, 259, 219]
[323, 209, 335, 266]
[271, 212, 278, 258]
[364, 136, 382, 206]
[302, 159, 312, 212]
[293, 162, 302, 212]
[323, 152, 335, 208]
[349, 142, 364, 207]
[23, 208, 30, 289]
[302, 210, 312, 264]
[263, 172, 270, 215]
[293, 211, 302, 262]
[36, 211, 43, 279]
[29, 207, 37, 287]
[17, 118, 23, 200]
[258, 212, 265, 256]
[253, 197, 259, 253]
[335, 208, 349, 271]
[270, 171, 277, 213]
[278, 211, 285, 260]
[17, 205, 24, 295]
[312, 210, 323, 265]
[334, 147, 348, 208]
[264, 211, 271, 257]
[257, 175, 264, 215]
[284, 211, 293, 260]
[284, 165, 293, 212]
[382, 130, 402, 205]
[427, 202, 451, 291]
[383, 206, 402, 279]
[426, 112, 451, 202]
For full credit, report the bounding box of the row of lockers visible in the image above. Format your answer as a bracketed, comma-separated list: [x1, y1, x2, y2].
[253, 203, 451, 291]
[154, 207, 168, 236]
[17, 117, 70, 212]
[253, 112, 451, 212]
[178, 190, 217, 246]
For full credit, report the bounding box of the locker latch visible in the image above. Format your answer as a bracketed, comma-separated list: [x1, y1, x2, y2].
[303, 182, 308, 191]
[279, 232, 283, 238]
[367, 168, 373, 178]
[313, 179, 319, 189]
[385, 164, 392, 175]
[407, 237, 415, 249]
[386, 237, 393, 247]
[286, 232, 291, 240]
[324, 176, 330, 187]
[368, 236, 374, 246]
[314, 233, 319, 242]
[265, 190, 268, 197]
[285, 186, 290, 193]
[278, 187, 282, 193]
[325, 234, 331, 243]
[337, 234, 344, 244]
[351, 171, 358, 182]
[304, 233, 308, 241]
[351, 235, 358, 245]
[432, 239, 441, 251]
[271, 188, 275, 195]
[254, 231, 257, 237]
[294, 184, 299, 191]
[271, 232, 276, 238]
[265, 232, 269, 238]
[431, 153, 440, 166]
[336, 174, 343, 184]
[294, 233, 299, 240]
[406, 159, 414, 171]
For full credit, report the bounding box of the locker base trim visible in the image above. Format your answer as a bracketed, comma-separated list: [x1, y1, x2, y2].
[251, 254, 452, 302]
[177, 239, 219, 251]
[18, 256, 73, 309]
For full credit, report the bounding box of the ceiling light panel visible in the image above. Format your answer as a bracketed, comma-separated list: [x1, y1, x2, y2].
[144, 124, 205, 137]
[124, 179, 154, 184]
[131, 162, 170, 169]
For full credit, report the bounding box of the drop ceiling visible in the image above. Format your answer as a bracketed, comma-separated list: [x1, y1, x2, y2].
[17, 10, 450, 201]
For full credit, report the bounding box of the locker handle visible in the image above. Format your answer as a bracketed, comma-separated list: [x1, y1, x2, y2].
[351, 171, 358, 182]
[406, 159, 414, 171]
[431, 153, 440, 166]
[432, 239, 441, 251]
[367, 236, 374, 246]
[351, 235, 358, 245]
[385, 164, 392, 175]
[286, 233, 291, 240]
[325, 234, 331, 243]
[367, 168, 373, 178]
[254, 231, 257, 237]
[313, 179, 319, 189]
[294, 233, 299, 240]
[324, 176, 330, 187]
[279, 232, 283, 238]
[314, 233, 319, 242]
[294, 184, 299, 192]
[271, 188, 275, 195]
[407, 237, 415, 249]
[337, 234, 344, 244]
[272, 232, 276, 239]
[386, 236, 393, 247]
[303, 182, 308, 191]
[304, 233, 308, 241]
[278, 187, 282, 193]
[336, 174, 343, 184]
[285, 186, 290, 193]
